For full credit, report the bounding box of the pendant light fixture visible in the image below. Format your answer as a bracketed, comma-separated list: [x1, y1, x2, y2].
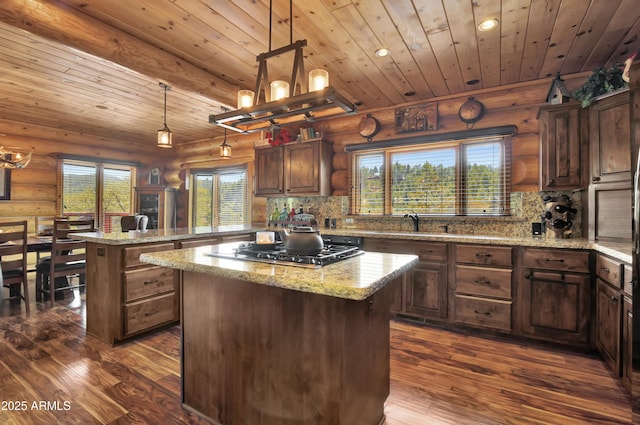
[219, 107, 232, 158]
[157, 82, 173, 148]
[209, 0, 356, 134]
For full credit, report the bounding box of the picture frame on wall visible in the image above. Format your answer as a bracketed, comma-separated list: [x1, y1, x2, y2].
[0, 164, 11, 200]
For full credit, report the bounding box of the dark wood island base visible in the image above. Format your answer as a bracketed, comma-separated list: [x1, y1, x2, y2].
[181, 271, 393, 425]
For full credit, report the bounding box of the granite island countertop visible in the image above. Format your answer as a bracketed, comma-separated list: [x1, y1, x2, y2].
[139, 241, 419, 300]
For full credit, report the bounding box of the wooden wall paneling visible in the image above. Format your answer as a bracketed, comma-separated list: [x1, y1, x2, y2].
[471, 0, 502, 89]
[331, 5, 410, 105]
[441, 1, 481, 88]
[538, 0, 591, 79]
[385, 0, 451, 96]
[355, 1, 434, 99]
[519, 1, 559, 81]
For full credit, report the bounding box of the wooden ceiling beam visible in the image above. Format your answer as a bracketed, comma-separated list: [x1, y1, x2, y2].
[0, 0, 238, 108]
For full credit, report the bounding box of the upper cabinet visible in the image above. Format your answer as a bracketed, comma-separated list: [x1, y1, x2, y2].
[255, 138, 333, 197]
[538, 102, 588, 190]
[590, 90, 631, 185]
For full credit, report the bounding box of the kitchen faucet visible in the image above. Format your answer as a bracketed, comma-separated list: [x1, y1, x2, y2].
[403, 212, 420, 232]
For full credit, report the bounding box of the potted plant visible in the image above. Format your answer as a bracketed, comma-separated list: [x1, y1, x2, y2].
[573, 63, 627, 108]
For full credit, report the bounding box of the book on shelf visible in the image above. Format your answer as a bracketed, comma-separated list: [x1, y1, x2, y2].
[299, 127, 317, 140]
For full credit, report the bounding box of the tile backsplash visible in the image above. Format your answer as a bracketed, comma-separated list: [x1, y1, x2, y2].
[264, 190, 584, 238]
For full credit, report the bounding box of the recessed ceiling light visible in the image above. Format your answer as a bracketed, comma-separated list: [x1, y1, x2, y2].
[375, 48, 390, 58]
[478, 18, 499, 32]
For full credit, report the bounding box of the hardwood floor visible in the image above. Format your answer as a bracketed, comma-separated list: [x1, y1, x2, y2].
[0, 283, 632, 425]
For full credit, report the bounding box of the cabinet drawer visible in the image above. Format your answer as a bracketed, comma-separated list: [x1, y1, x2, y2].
[177, 238, 221, 249]
[124, 292, 177, 335]
[123, 243, 175, 269]
[455, 244, 512, 267]
[522, 248, 590, 272]
[363, 239, 446, 261]
[455, 265, 512, 298]
[454, 295, 512, 331]
[596, 254, 623, 288]
[124, 266, 175, 302]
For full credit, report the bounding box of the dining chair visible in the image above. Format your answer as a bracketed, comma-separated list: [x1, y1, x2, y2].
[36, 217, 95, 307]
[0, 220, 29, 313]
[121, 215, 149, 231]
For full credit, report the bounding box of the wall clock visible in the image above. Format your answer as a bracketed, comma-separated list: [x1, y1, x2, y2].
[149, 167, 160, 185]
[458, 97, 485, 128]
[358, 114, 380, 141]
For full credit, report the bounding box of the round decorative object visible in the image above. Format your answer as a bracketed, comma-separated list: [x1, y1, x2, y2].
[358, 113, 380, 141]
[149, 167, 161, 185]
[151, 167, 160, 176]
[458, 97, 485, 127]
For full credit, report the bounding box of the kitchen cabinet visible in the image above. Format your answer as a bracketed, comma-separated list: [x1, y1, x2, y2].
[589, 90, 631, 185]
[136, 186, 176, 230]
[86, 241, 179, 344]
[594, 254, 624, 376]
[519, 248, 591, 346]
[362, 238, 448, 320]
[452, 244, 513, 332]
[254, 138, 333, 196]
[538, 102, 588, 190]
[622, 264, 632, 393]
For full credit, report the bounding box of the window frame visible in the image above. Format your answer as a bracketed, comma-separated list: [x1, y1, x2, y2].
[351, 136, 511, 217]
[59, 158, 136, 231]
[190, 166, 250, 227]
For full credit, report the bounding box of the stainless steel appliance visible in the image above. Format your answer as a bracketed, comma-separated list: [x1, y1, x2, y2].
[205, 235, 364, 269]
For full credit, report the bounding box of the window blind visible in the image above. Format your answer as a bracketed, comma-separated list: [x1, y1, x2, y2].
[192, 167, 248, 226]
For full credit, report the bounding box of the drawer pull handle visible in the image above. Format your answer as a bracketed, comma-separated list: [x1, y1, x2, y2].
[474, 310, 491, 316]
[144, 310, 160, 317]
[543, 258, 565, 263]
[421, 249, 434, 253]
[601, 267, 610, 273]
[144, 279, 160, 285]
[474, 278, 491, 285]
[475, 253, 492, 257]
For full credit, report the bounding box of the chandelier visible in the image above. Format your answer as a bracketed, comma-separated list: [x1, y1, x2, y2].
[209, 0, 357, 133]
[0, 146, 33, 169]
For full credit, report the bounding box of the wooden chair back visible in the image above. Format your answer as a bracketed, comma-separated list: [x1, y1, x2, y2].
[0, 220, 29, 313]
[45, 218, 95, 306]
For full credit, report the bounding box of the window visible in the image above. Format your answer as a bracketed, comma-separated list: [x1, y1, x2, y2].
[192, 167, 249, 226]
[61, 159, 134, 231]
[352, 137, 510, 216]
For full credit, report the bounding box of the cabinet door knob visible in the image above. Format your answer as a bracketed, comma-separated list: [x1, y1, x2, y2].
[547, 179, 555, 186]
[592, 176, 601, 182]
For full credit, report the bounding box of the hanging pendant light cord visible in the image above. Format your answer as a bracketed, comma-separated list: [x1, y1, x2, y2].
[163, 85, 168, 127]
[268, 0, 293, 52]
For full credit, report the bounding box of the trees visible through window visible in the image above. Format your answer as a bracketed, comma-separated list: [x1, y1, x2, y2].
[192, 168, 248, 226]
[61, 160, 133, 231]
[353, 138, 510, 216]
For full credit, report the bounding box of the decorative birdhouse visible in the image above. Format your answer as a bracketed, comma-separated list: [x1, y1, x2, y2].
[546, 73, 571, 104]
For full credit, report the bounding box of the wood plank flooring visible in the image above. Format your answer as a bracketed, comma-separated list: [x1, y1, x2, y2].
[0, 287, 633, 425]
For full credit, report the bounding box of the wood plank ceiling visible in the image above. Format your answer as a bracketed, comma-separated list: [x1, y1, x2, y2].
[0, 0, 638, 147]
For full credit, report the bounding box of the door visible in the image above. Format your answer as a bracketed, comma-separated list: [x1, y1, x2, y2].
[405, 262, 448, 320]
[255, 147, 284, 196]
[595, 278, 622, 375]
[285, 141, 321, 194]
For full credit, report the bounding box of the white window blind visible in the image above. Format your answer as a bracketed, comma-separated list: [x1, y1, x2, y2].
[351, 137, 510, 216]
[62, 162, 96, 216]
[391, 148, 456, 215]
[192, 168, 248, 226]
[354, 154, 384, 215]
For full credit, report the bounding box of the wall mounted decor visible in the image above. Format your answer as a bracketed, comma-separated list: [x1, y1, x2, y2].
[458, 97, 485, 128]
[395, 102, 438, 133]
[358, 114, 380, 141]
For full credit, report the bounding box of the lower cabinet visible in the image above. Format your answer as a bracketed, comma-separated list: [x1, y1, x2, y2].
[519, 248, 591, 346]
[595, 278, 622, 373]
[363, 238, 448, 320]
[452, 244, 513, 332]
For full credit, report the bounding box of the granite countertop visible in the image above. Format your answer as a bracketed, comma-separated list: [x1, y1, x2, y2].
[74, 225, 259, 245]
[139, 242, 419, 301]
[318, 229, 632, 263]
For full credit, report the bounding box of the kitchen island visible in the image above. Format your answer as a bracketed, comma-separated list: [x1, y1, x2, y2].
[140, 242, 418, 425]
